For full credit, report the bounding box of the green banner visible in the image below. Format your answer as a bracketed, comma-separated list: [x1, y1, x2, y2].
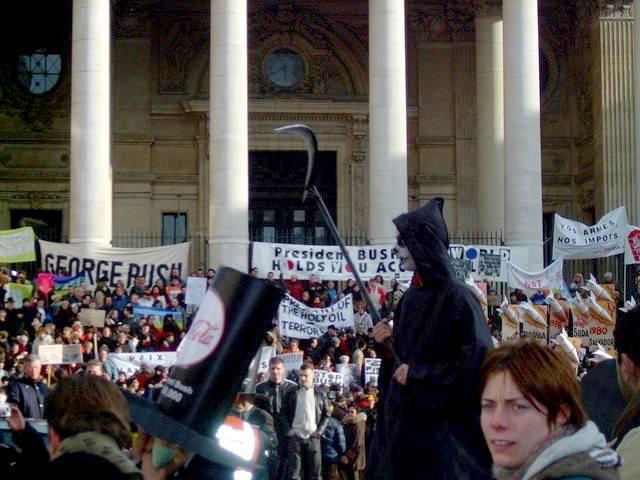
[6, 283, 34, 304]
[0, 227, 36, 262]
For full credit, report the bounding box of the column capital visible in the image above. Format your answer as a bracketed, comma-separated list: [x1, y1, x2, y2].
[473, 0, 502, 18]
[596, 0, 633, 18]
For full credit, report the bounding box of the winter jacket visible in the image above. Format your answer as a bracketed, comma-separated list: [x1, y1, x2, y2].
[7, 377, 49, 419]
[322, 416, 346, 463]
[367, 197, 494, 480]
[343, 412, 367, 471]
[254, 378, 297, 439]
[284, 385, 330, 436]
[501, 421, 621, 480]
[617, 425, 640, 480]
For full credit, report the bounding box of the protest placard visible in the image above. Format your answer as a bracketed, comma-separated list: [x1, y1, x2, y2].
[547, 299, 570, 339]
[586, 294, 616, 353]
[364, 358, 382, 387]
[277, 352, 304, 374]
[506, 259, 563, 294]
[0, 226, 35, 262]
[38, 344, 83, 365]
[185, 277, 208, 306]
[278, 294, 354, 339]
[107, 352, 177, 377]
[519, 304, 548, 345]
[132, 305, 184, 331]
[499, 305, 520, 342]
[569, 300, 591, 346]
[6, 283, 33, 304]
[336, 363, 360, 388]
[313, 370, 344, 387]
[256, 346, 276, 375]
[79, 308, 106, 328]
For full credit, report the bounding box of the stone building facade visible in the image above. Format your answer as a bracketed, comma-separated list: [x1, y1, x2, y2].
[0, 0, 638, 273]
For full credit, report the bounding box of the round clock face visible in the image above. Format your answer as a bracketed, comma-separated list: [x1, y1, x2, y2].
[265, 49, 304, 88]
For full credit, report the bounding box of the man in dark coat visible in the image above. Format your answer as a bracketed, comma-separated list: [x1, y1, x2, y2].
[368, 197, 493, 479]
[7, 354, 49, 419]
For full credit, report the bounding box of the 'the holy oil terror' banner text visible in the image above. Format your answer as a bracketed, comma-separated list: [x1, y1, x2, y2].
[278, 294, 355, 339]
[39, 240, 189, 288]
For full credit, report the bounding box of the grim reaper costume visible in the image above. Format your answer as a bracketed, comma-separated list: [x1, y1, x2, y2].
[367, 198, 493, 480]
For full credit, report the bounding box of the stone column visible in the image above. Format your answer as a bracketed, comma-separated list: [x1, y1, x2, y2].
[475, 2, 505, 234]
[368, 0, 408, 244]
[503, 0, 543, 270]
[635, 2, 640, 225]
[69, 0, 112, 245]
[208, 0, 248, 271]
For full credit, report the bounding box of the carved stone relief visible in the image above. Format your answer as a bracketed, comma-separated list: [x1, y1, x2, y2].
[158, 19, 208, 94]
[408, 3, 475, 43]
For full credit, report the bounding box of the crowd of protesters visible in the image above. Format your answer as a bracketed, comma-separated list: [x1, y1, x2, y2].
[3, 264, 640, 480]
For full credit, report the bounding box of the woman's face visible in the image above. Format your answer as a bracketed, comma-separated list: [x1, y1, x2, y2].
[481, 371, 559, 469]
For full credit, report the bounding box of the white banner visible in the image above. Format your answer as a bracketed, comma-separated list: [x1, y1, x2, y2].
[277, 352, 304, 374]
[185, 277, 208, 305]
[364, 358, 382, 387]
[107, 352, 177, 377]
[256, 346, 276, 375]
[625, 224, 640, 265]
[0, 226, 36, 262]
[39, 240, 190, 288]
[505, 259, 563, 294]
[278, 294, 354, 339]
[553, 207, 628, 260]
[252, 241, 527, 282]
[313, 370, 343, 387]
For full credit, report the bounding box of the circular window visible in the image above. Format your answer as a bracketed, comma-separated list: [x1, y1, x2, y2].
[17, 50, 61, 95]
[264, 49, 305, 88]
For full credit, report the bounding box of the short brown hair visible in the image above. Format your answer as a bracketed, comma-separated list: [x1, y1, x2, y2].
[479, 339, 587, 428]
[45, 375, 131, 447]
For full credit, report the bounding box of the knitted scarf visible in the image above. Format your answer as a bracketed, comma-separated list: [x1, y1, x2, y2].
[51, 431, 141, 477]
[493, 425, 577, 480]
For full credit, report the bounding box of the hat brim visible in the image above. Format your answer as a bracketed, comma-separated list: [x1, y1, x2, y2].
[125, 391, 262, 471]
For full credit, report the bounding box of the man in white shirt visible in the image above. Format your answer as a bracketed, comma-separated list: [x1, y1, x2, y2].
[285, 364, 330, 479]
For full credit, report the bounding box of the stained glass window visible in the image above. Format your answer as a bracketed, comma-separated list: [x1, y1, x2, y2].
[17, 51, 61, 94]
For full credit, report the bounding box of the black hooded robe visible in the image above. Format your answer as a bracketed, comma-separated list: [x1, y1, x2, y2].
[367, 198, 493, 480]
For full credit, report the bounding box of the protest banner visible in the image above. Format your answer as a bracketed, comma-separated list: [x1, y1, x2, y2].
[625, 224, 640, 265]
[519, 304, 548, 345]
[505, 259, 563, 294]
[0, 226, 35, 262]
[6, 283, 33, 304]
[132, 305, 185, 331]
[568, 298, 591, 346]
[278, 294, 354, 339]
[39, 240, 190, 288]
[448, 245, 528, 282]
[313, 370, 344, 387]
[185, 276, 208, 305]
[53, 272, 88, 295]
[277, 352, 304, 374]
[252, 241, 527, 282]
[499, 305, 520, 342]
[552, 206, 628, 260]
[585, 284, 616, 353]
[547, 299, 570, 339]
[256, 346, 276, 375]
[336, 363, 360, 388]
[79, 308, 106, 328]
[364, 358, 382, 387]
[107, 352, 177, 377]
[38, 344, 83, 365]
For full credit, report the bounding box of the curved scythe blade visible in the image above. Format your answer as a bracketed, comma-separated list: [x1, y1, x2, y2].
[274, 124, 318, 203]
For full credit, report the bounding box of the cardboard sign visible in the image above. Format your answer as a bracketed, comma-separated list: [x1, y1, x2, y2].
[79, 308, 106, 328]
[108, 352, 177, 377]
[277, 352, 304, 374]
[364, 358, 382, 387]
[336, 363, 360, 388]
[313, 370, 343, 387]
[38, 344, 83, 365]
[256, 346, 276, 375]
[519, 304, 548, 344]
[586, 293, 616, 353]
[548, 299, 570, 339]
[185, 277, 208, 306]
[499, 305, 520, 343]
